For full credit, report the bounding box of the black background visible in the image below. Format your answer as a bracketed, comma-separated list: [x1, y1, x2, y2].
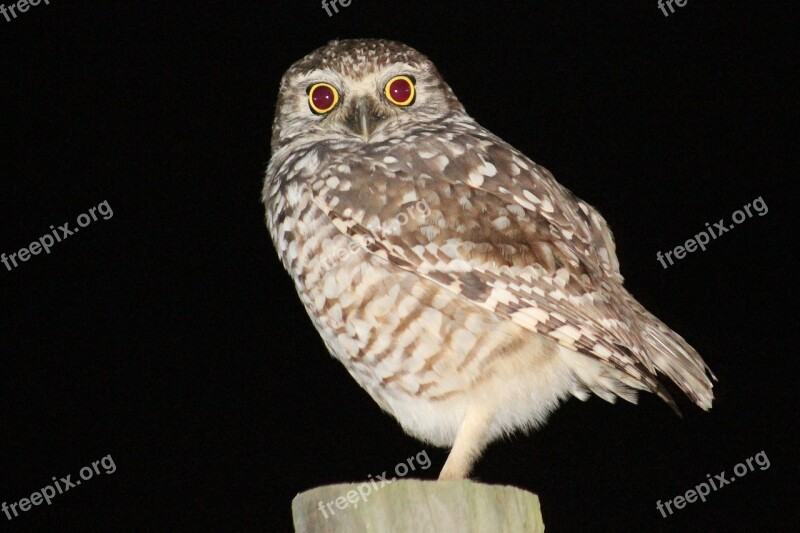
[2, 1, 797, 531]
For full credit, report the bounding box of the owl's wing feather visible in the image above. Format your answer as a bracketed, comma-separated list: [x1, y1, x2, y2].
[305, 122, 713, 409]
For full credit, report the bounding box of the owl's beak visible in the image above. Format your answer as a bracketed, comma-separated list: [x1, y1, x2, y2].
[343, 96, 384, 139]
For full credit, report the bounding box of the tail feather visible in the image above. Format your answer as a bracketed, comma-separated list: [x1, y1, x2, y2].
[614, 286, 716, 411]
[641, 318, 715, 410]
[562, 288, 715, 413]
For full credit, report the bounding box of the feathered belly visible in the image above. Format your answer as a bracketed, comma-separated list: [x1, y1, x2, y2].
[270, 192, 578, 446]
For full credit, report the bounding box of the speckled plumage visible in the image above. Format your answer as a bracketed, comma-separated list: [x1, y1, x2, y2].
[263, 39, 715, 479]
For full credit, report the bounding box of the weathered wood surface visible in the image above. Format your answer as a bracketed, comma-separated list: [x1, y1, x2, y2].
[292, 479, 544, 532]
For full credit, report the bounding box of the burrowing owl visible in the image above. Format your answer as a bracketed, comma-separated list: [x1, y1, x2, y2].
[263, 39, 714, 479]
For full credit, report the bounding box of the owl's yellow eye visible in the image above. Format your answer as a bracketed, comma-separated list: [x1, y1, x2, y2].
[384, 75, 415, 106]
[307, 82, 339, 114]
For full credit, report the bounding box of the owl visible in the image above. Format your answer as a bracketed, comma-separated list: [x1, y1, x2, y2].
[262, 39, 714, 480]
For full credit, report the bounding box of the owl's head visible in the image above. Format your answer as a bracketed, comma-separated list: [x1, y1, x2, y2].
[271, 39, 466, 153]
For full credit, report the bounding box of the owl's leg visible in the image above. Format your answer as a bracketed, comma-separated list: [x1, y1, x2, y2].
[438, 409, 493, 480]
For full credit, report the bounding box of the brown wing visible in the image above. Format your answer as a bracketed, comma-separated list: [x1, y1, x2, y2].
[303, 120, 712, 408]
